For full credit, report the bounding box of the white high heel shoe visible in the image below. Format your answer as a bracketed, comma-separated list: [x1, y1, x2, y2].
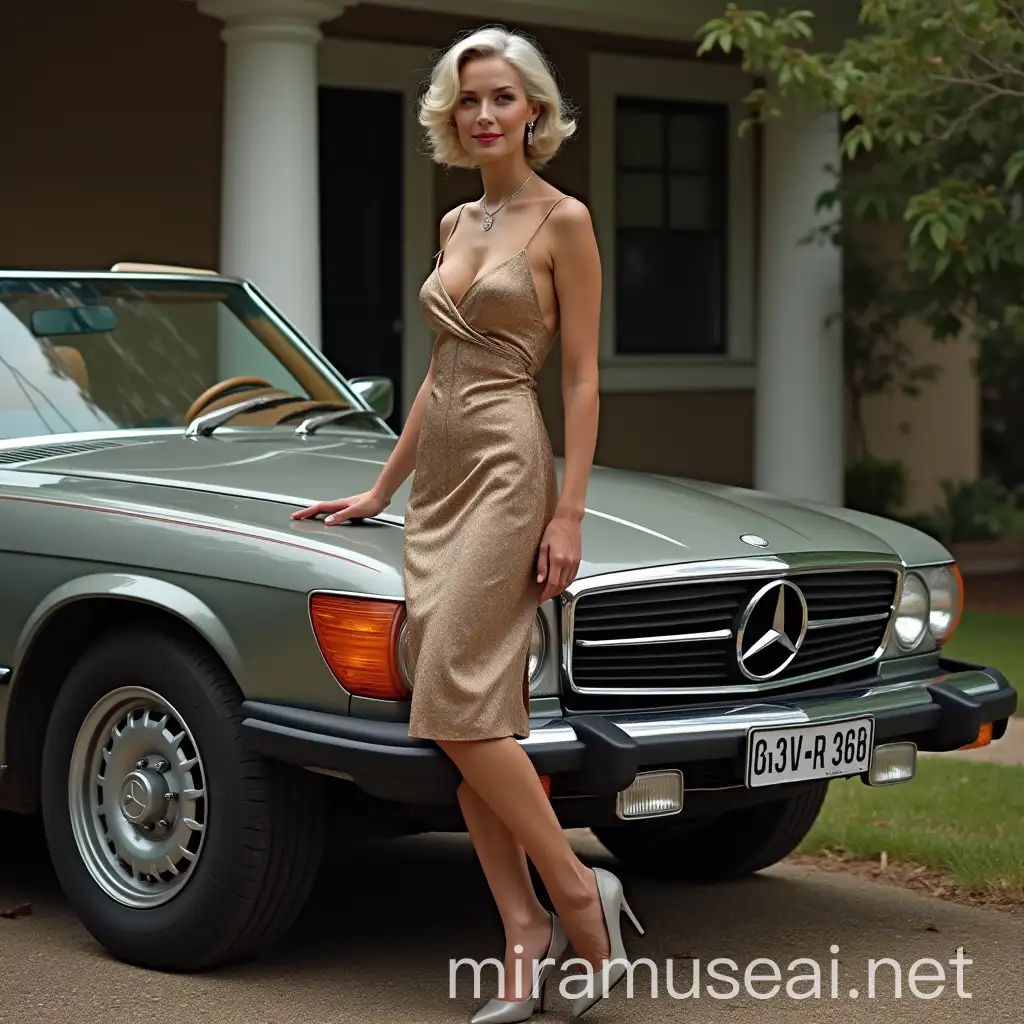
[469, 912, 569, 1024]
[569, 866, 644, 1019]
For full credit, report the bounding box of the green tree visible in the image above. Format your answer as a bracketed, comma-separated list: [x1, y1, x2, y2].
[697, 0, 1024, 326]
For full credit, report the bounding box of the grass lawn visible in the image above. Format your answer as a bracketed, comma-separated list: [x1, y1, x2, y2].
[798, 757, 1024, 900]
[944, 609, 1023, 714]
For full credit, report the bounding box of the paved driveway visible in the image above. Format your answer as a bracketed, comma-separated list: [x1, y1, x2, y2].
[1, 818, 1021, 1023]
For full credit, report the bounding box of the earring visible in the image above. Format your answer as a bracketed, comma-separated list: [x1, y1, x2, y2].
[527, 121, 534, 145]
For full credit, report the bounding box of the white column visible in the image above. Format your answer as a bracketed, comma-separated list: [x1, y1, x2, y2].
[755, 110, 845, 506]
[197, 0, 349, 350]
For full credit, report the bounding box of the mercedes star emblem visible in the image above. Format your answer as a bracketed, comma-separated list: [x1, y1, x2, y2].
[122, 778, 148, 822]
[736, 579, 808, 680]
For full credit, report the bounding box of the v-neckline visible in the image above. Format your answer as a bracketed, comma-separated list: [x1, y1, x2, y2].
[435, 248, 527, 311]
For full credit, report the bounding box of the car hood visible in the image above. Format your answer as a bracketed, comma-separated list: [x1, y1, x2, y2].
[3, 432, 945, 574]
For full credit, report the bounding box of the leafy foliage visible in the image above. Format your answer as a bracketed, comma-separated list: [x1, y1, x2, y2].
[697, 1, 1024, 308]
[974, 301, 1024, 488]
[699, 1, 1024, 500]
[844, 455, 909, 517]
[828, 218, 943, 460]
[922, 476, 1024, 542]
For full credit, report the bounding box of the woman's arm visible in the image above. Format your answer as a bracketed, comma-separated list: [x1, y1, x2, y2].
[536, 198, 601, 601]
[291, 352, 435, 522]
[293, 212, 447, 525]
[370, 207, 460, 503]
[369, 351, 436, 503]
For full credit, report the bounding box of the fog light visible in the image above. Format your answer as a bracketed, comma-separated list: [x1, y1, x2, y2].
[865, 742, 917, 786]
[615, 770, 683, 820]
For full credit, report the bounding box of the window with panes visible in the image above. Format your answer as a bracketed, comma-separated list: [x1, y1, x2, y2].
[613, 98, 728, 356]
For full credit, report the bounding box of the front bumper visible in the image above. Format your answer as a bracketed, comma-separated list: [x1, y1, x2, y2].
[240, 658, 1017, 806]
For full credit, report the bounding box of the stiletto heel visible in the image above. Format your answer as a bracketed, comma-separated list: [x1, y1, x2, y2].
[621, 894, 644, 936]
[469, 913, 568, 1024]
[569, 867, 644, 1020]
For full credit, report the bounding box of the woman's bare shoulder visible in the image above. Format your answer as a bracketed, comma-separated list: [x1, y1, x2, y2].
[546, 194, 595, 244]
[438, 203, 467, 247]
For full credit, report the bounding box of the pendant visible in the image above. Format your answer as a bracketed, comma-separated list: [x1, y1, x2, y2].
[483, 214, 493, 231]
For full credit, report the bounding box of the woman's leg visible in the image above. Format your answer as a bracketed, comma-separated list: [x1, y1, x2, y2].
[439, 737, 611, 972]
[458, 781, 555, 999]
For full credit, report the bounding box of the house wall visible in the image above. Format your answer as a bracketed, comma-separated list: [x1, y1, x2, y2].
[0, 0, 223, 271]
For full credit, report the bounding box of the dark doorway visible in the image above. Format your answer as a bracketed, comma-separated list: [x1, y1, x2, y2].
[318, 86, 404, 430]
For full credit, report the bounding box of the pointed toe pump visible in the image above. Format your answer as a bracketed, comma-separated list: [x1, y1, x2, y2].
[469, 913, 568, 1024]
[569, 867, 645, 1020]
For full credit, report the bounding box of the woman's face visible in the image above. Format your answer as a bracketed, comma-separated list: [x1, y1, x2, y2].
[453, 55, 540, 166]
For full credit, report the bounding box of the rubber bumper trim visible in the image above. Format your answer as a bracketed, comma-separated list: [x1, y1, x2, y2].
[240, 661, 1017, 804]
[241, 701, 588, 803]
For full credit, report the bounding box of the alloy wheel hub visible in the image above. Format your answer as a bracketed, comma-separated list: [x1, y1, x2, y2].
[68, 686, 209, 908]
[119, 766, 171, 827]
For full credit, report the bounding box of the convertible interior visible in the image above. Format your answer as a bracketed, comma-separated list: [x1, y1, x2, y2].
[4, 278, 359, 434]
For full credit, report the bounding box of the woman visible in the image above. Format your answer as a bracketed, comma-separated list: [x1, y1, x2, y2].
[292, 25, 641, 1020]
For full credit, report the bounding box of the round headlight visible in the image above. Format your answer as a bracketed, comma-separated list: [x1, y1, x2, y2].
[528, 612, 547, 686]
[397, 613, 546, 691]
[894, 571, 929, 650]
[926, 564, 962, 643]
[396, 617, 414, 691]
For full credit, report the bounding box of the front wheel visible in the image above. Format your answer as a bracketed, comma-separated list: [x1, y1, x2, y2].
[40, 626, 325, 970]
[593, 782, 829, 883]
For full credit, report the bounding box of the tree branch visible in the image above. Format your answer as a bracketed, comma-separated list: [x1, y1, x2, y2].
[934, 88, 1006, 142]
[927, 71, 1024, 100]
[947, 10, 1024, 84]
[996, 0, 1024, 35]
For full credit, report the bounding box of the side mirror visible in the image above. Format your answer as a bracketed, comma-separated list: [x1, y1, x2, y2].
[349, 376, 394, 419]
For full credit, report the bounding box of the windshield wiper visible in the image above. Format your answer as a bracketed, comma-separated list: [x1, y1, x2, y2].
[294, 408, 385, 437]
[184, 394, 309, 438]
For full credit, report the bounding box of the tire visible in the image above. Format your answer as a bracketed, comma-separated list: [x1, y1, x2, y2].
[593, 781, 828, 883]
[40, 625, 325, 971]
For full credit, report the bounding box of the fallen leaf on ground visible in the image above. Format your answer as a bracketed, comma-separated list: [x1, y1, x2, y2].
[1, 902, 32, 920]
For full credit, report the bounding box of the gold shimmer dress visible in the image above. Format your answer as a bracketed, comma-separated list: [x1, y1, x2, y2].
[403, 198, 567, 741]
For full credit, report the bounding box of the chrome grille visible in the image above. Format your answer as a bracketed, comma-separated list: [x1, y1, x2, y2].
[798, 570, 901, 621]
[566, 564, 900, 698]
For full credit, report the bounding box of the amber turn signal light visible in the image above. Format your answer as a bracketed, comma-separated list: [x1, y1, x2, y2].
[310, 593, 409, 700]
[959, 721, 993, 751]
[539, 774, 551, 798]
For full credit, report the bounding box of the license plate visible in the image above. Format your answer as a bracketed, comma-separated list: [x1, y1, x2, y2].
[745, 716, 875, 788]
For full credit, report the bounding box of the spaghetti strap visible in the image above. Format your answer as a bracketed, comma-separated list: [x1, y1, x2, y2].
[434, 204, 468, 262]
[523, 196, 569, 251]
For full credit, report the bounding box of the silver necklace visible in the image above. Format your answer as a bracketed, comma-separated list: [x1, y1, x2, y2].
[480, 172, 535, 230]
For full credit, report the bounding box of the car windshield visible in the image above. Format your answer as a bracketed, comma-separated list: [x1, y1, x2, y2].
[0, 275, 375, 441]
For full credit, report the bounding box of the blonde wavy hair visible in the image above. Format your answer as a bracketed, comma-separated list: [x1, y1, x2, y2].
[418, 26, 577, 169]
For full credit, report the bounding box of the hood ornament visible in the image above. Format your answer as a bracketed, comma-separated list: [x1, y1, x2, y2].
[741, 534, 769, 548]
